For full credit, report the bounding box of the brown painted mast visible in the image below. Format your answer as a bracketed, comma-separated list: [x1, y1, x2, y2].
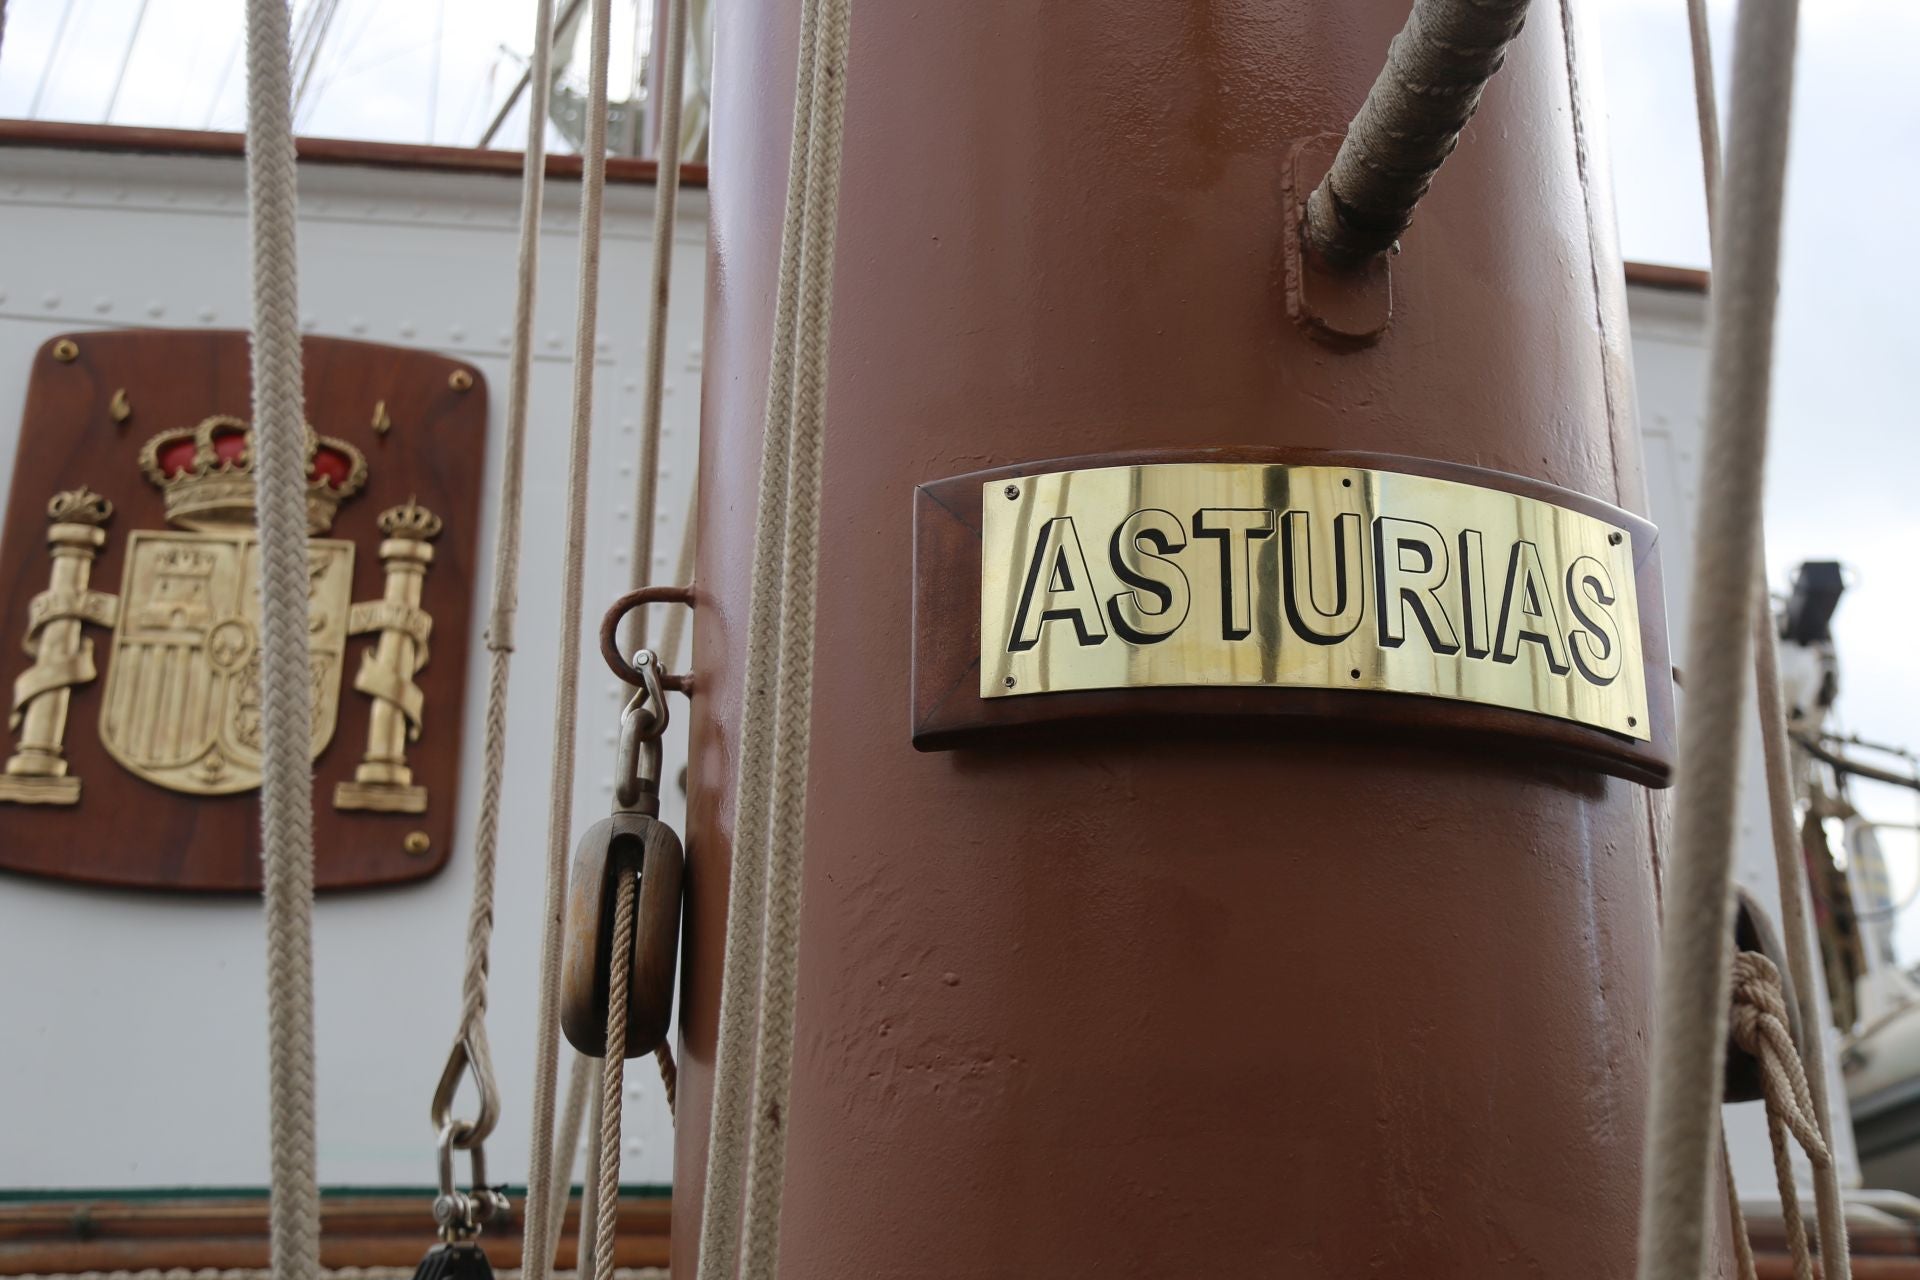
[677, 0, 1723, 1273]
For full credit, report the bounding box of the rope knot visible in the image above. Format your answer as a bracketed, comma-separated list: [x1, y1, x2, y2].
[1729, 949, 1792, 1060]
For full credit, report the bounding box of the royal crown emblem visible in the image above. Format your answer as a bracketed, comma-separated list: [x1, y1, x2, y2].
[137, 414, 368, 534]
[0, 329, 488, 892]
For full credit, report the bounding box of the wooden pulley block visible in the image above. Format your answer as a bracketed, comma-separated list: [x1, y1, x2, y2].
[1724, 885, 1805, 1105]
[560, 812, 684, 1058]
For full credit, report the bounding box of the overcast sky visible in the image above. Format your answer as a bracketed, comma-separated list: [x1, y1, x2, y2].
[4, 0, 1920, 942]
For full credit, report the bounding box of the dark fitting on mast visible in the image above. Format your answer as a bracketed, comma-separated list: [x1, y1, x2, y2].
[1305, 0, 1534, 270]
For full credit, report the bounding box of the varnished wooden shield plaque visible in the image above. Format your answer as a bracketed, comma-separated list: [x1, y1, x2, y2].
[0, 330, 487, 891]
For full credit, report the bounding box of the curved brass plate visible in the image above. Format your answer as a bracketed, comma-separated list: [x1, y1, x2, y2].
[980, 461, 1648, 741]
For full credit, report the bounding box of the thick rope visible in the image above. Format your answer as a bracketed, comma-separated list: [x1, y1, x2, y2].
[242, 0, 319, 1277]
[690, 0, 825, 1268]
[1684, 6, 1850, 1277]
[1732, 952, 1835, 1280]
[591, 870, 638, 1280]
[623, 0, 691, 656]
[521, 0, 616, 1275]
[735, 6, 851, 1277]
[1634, 0, 1803, 1276]
[1305, 0, 1533, 268]
[441, 0, 562, 1173]
[692, 1, 849, 1275]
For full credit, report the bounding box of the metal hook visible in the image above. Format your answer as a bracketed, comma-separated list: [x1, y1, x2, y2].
[430, 1031, 500, 1151]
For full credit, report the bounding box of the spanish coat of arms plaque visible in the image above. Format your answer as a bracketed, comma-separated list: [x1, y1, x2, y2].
[0, 330, 487, 891]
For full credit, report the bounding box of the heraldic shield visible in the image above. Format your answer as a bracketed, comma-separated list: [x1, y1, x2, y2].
[0, 330, 487, 892]
[102, 531, 353, 795]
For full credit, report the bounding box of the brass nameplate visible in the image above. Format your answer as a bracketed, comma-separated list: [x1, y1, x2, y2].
[980, 462, 1649, 740]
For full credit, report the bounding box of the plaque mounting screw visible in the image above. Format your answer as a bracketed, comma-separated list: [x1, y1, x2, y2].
[1003, 676, 1016, 688]
[1003, 484, 1020, 500]
[403, 830, 432, 856]
[448, 368, 474, 392]
[51, 339, 78, 363]
[1608, 531, 1623, 546]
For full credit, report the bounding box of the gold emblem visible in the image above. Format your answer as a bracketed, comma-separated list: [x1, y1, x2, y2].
[981, 461, 1650, 739]
[1, 414, 448, 807]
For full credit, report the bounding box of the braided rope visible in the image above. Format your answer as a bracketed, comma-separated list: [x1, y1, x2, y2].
[736, 5, 851, 1278]
[691, 1, 849, 1275]
[1634, 0, 1804, 1276]
[242, 0, 319, 1276]
[521, 0, 617, 1275]
[690, 0, 825, 1268]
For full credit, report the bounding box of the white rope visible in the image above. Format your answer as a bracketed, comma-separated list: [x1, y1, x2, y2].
[694, 1, 851, 1275]
[521, 0, 617, 1274]
[242, 0, 318, 1276]
[736, 7, 850, 1276]
[1634, 1, 1803, 1277]
[440, 0, 562, 1181]
[623, 0, 691, 654]
[1684, 5, 1852, 1274]
[690, 0, 824, 1264]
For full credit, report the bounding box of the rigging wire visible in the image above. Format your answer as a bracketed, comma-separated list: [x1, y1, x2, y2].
[101, 0, 152, 123]
[426, 0, 447, 143]
[519, 0, 616, 1273]
[26, 0, 81, 118]
[478, 0, 590, 149]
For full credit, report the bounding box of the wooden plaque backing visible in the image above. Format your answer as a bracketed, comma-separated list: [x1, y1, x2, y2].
[913, 447, 1675, 788]
[0, 330, 487, 891]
